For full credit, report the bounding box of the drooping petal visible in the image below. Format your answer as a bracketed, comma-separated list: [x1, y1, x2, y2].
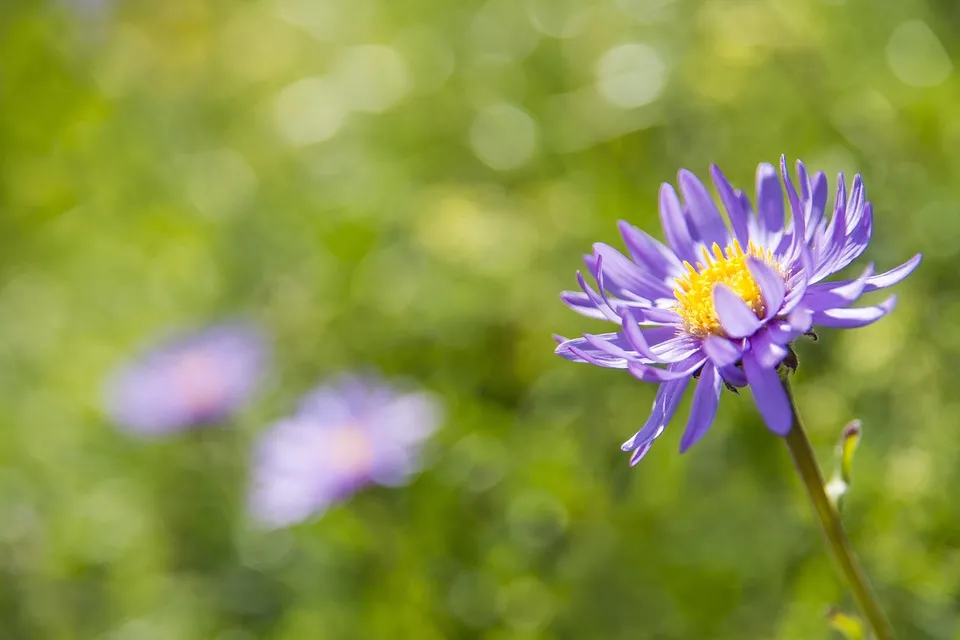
[742, 351, 792, 436]
[621, 376, 690, 451]
[755, 162, 785, 244]
[747, 257, 786, 319]
[678, 169, 729, 249]
[702, 335, 743, 367]
[812, 295, 897, 329]
[627, 354, 705, 383]
[679, 364, 723, 452]
[719, 364, 747, 387]
[710, 164, 751, 246]
[659, 183, 696, 263]
[629, 441, 656, 466]
[766, 307, 812, 345]
[749, 328, 789, 369]
[617, 220, 684, 280]
[713, 284, 763, 338]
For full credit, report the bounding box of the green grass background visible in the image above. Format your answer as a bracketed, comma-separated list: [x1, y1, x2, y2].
[0, 0, 955, 637]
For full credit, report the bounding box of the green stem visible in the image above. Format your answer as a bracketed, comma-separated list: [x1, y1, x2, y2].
[782, 379, 895, 640]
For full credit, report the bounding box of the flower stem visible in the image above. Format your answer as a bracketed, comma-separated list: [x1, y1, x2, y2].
[781, 379, 895, 640]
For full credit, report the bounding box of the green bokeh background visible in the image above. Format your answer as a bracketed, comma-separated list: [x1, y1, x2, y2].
[0, 0, 955, 638]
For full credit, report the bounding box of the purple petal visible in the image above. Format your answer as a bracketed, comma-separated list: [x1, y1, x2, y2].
[807, 171, 828, 241]
[802, 263, 875, 311]
[617, 220, 683, 280]
[702, 335, 743, 367]
[621, 311, 673, 363]
[621, 376, 690, 452]
[719, 364, 747, 387]
[747, 257, 786, 319]
[593, 243, 675, 301]
[844, 175, 865, 234]
[628, 306, 682, 325]
[749, 329, 789, 369]
[560, 291, 609, 320]
[742, 351, 792, 436]
[629, 442, 655, 466]
[564, 343, 629, 368]
[755, 162, 785, 241]
[679, 364, 722, 452]
[713, 284, 763, 338]
[678, 169, 729, 249]
[811, 295, 897, 329]
[659, 183, 696, 263]
[710, 164, 751, 246]
[627, 354, 705, 383]
[779, 156, 804, 246]
[575, 270, 620, 323]
[860, 254, 921, 293]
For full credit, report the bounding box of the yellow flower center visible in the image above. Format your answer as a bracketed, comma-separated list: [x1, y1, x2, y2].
[673, 241, 781, 338]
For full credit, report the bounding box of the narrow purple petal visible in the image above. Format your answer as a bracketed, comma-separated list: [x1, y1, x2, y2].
[711, 164, 751, 246]
[749, 329, 789, 369]
[747, 257, 786, 320]
[756, 162, 785, 241]
[742, 351, 792, 436]
[807, 171, 828, 241]
[826, 203, 873, 276]
[629, 442, 655, 466]
[627, 354, 705, 383]
[811, 295, 897, 329]
[780, 156, 804, 246]
[679, 364, 722, 452]
[560, 291, 608, 320]
[621, 311, 672, 363]
[617, 220, 683, 280]
[621, 376, 690, 451]
[564, 343, 629, 368]
[582, 333, 640, 363]
[702, 335, 743, 367]
[844, 175, 865, 234]
[713, 284, 763, 338]
[802, 263, 875, 311]
[576, 270, 621, 323]
[630, 307, 682, 325]
[678, 169, 729, 249]
[719, 364, 747, 387]
[861, 254, 921, 293]
[593, 243, 675, 301]
[659, 183, 696, 263]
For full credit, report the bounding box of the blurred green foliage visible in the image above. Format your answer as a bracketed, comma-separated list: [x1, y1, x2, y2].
[0, 0, 956, 638]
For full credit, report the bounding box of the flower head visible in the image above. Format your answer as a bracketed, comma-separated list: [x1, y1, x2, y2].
[555, 157, 920, 463]
[249, 374, 442, 528]
[105, 323, 269, 435]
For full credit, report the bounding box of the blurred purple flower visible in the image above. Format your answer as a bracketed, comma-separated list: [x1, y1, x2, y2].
[105, 323, 269, 435]
[555, 157, 920, 463]
[249, 375, 442, 528]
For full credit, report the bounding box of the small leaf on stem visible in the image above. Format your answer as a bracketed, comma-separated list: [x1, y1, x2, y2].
[826, 420, 862, 511]
[826, 606, 865, 639]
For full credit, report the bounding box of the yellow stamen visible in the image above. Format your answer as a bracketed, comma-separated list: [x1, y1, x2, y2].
[673, 240, 783, 337]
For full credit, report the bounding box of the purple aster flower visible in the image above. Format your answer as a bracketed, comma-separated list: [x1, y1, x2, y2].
[555, 157, 921, 463]
[249, 375, 442, 528]
[105, 323, 269, 435]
